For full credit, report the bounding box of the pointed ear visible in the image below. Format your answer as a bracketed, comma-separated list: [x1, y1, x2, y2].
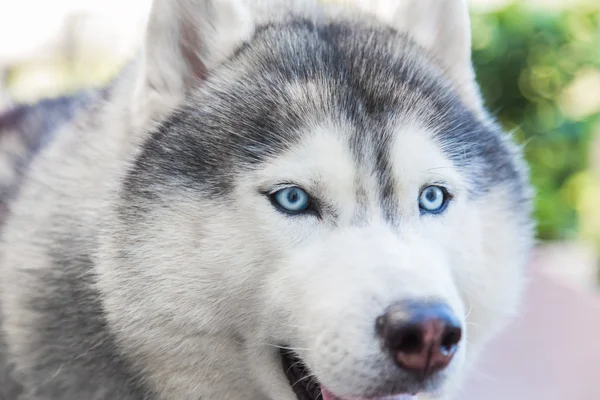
[132, 0, 254, 127]
[382, 0, 482, 110]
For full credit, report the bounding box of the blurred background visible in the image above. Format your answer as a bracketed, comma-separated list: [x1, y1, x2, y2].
[0, 0, 598, 399]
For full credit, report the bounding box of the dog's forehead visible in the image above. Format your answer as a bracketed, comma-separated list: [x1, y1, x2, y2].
[253, 112, 460, 188]
[134, 19, 523, 204]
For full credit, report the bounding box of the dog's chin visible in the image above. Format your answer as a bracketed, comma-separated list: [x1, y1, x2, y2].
[280, 349, 418, 400]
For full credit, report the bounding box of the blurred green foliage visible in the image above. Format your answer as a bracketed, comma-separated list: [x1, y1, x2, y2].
[470, 3, 600, 241]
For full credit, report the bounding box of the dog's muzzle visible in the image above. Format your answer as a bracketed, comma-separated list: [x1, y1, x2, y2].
[280, 301, 462, 400]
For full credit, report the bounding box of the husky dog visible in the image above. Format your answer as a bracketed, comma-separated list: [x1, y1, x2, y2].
[0, 0, 534, 399]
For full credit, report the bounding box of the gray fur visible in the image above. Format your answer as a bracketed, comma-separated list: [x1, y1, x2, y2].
[0, 93, 94, 226]
[0, 1, 534, 400]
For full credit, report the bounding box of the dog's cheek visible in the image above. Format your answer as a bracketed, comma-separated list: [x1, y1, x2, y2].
[444, 187, 532, 368]
[225, 194, 327, 337]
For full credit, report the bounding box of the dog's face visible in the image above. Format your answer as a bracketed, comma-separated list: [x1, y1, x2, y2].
[102, 1, 534, 399]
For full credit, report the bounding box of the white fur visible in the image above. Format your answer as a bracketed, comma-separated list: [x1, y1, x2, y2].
[0, 1, 532, 400]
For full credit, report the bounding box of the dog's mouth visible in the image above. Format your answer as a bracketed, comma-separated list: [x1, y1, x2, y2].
[280, 349, 321, 400]
[280, 349, 417, 400]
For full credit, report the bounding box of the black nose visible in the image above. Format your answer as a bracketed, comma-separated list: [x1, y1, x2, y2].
[376, 301, 462, 380]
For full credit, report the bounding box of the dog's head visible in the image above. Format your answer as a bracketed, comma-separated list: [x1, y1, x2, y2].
[100, 1, 534, 399]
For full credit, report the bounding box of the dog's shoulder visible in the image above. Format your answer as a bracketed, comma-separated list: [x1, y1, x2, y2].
[0, 93, 94, 225]
[0, 93, 89, 153]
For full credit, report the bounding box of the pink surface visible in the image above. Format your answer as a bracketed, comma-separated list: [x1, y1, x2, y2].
[462, 268, 600, 400]
[320, 387, 414, 400]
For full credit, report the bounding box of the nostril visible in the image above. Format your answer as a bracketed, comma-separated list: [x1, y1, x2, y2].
[378, 316, 425, 354]
[440, 326, 462, 353]
[394, 326, 423, 353]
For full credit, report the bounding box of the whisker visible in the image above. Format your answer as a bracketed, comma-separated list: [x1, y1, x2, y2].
[264, 343, 311, 352]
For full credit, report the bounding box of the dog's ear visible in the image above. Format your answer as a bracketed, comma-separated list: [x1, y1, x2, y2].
[132, 0, 254, 127]
[384, 0, 482, 111]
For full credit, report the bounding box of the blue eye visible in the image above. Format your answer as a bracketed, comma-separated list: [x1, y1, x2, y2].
[271, 187, 312, 214]
[419, 186, 449, 214]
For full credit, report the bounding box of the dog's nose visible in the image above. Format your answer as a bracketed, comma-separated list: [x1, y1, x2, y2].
[376, 301, 462, 380]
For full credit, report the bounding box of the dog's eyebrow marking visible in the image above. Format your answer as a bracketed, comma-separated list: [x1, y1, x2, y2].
[352, 181, 370, 226]
[372, 133, 400, 226]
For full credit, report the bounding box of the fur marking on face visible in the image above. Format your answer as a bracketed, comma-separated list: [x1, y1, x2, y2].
[0, 1, 534, 399]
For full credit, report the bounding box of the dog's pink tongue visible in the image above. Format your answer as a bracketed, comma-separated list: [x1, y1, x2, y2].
[320, 386, 416, 400]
